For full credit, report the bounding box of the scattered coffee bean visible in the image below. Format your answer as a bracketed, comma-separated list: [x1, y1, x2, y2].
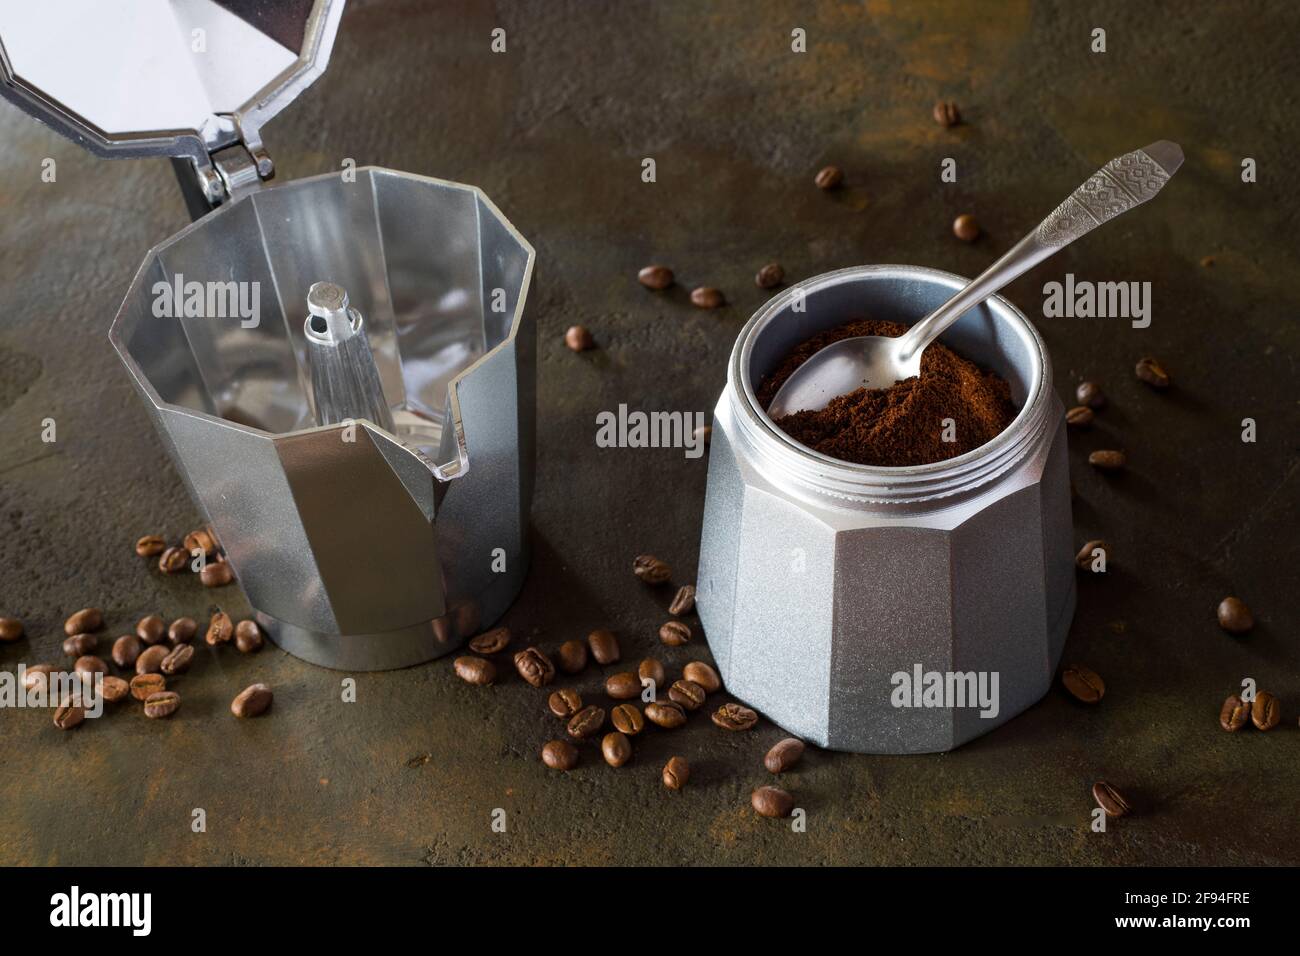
[1220, 694, 1251, 732]
[135, 645, 169, 675]
[669, 584, 696, 616]
[683, 661, 721, 693]
[764, 737, 805, 773]
[632, 554, 671, 584]
[932, 100, 961, 127]
[454, 656, 495, 685]
[567, 704, 606, 740]
[1252, 691, 1281, 731]
[1216, 596, 1254, 634]
[513, 646, 556, 687]
[557, 639, 588, 674]
[112, 635, 143, 669]
[136, 614, 167, 645]
[601, 731, 632, 768]
[135, 534, 166, 557]
[548, 688, 583, 718]
[637, 265, 674, 290]
[231, 683, 273, 718]
[468, 627, 511, 655]
[755, 263, 785, 289]
[205, 611, 234, 647]
[23, 664, 54, 692]
[53, 704, 85, 730]
[0, 617, 23, 642]
[158, 546, 188, 574]
[200, 560, 234, 587]
[1075, 381, 1105, 409]
[712, 702, 758, 731]
[814, 165, 843, 190]
[1065, 405, 1094, 428]
[1088, 449, 1127, 472]
[587, 629, 620, 665]
[1061, 663, 1105, 703]
[690, 286, 725, 309]
[611, 703, 644, 735]
[752, 785, 795, 818]
[659, 620, 691, 646]
[160, 644, 195, 676]
[694, 424, 711, 446]
[184, 528, 218, 556]
[130, 673, 166, 701]
[1135, 357, 1170, 389]
[638, 658, 666, 690]
[952, 213, 979, 241]
[564, 325, 595, 352]
[542, 739, 578, 771]
[74, 655, 107, 677]
[605, 672, 641, 700]
[144, 691, 181, 719]
[1091, 781, 1130, 818]
[62, 633, 98, 657]
[645, 699, 687, 729]
[1075, 540, 1107, 571]
[64, 608, 103, 636]
[662, 756, 690, 790]
[101, 675, 130, 703]
[168, 617, 197, 645]
[668, 678, 706, 711]
[234, 620, 264, 653]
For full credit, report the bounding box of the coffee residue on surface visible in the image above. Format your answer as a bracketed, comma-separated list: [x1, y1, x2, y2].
[757, 319, 1017, 467]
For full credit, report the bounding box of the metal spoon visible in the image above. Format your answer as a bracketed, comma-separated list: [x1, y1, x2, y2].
[767, 141, 1184, 419]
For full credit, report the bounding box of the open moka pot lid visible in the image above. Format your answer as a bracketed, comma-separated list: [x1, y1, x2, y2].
[0, 0, 538, 672]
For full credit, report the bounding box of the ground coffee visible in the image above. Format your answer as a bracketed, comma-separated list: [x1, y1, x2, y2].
[757, 319, 1017, 467]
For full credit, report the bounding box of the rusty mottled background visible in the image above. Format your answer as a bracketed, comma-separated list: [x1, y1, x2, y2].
[1, 0, 1297, 865]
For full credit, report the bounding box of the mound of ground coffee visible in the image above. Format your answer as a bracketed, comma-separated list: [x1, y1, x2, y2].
[757, 319, 1017, 467]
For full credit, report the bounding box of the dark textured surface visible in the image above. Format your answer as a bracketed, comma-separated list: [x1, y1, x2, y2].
[1, 0, 1297, 865]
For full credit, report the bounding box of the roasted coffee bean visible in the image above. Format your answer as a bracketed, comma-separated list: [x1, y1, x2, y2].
[668, 679, 706, 711]
[814, 165, 843, 190]
[205, 611, 233, 647]
[564, 325, 595, 352]
[952, 213, 979, 241]
[638, 658, 666, 690]
[659, 620, 691, 646]
[1092, 781, 1130, 818]
[235, 620, 264, 653]
[1088, 449, 1126, 472]
[548, 689, 583, 718]
[1061, 664, 1105, 703]
[136, 614, 167, 645]
[135, 534, 166, 557]
[112, 635, 143, 669]
[64, 608, 103, 636]
[130, 673, 166, 701]
[231, 683, 273, 718]
[764, 737, 805, 773]
[542, 739, 578, 771]
[168, 617, 197, 645]
[601, 731, 632, 768]
[184, 529, 218, 556]
[662, 756, 690, 790]
[587, 629, 620, 665]
[637, 265, 674, 290]
[513, 646, 556, 687]
[1219, 694, 1251, 732]
[62, 633, 98, 657]
[161, 644, 195, 676]
[645, 699, 687, 729]
[669, 584, 696, 616]
[713, 702, 758, 731]
[454, 655, 495, 685]
[690, 286, 725, 309]
[1216, 596, 1254, 634]
[201, 560, 234, 587]
[633, 554, 671, 584]
[752, 785, 795, 818]
[1075, 381, 1105, 409]
[1135, 357, 1170, 389]
[695, 424, 711, 446]
[23, 664, 54, 692]
[53, 704, 85, 730]
[101, 675, 130, 704]
[1065, 405, 1094, 428]
[158, 546, 188, 574]
[605, 672, 641, 700]
[683, 661, 721, 694]
[567, 705, 606, 740]
[144, 691, 181, 719]
[1075, 539, 1107, 571]
[1252, 691, 1281, 731]
[755, 263, 785, 289]
[0, 617, 23, 642]
[74, 655, 107, 677]
[932, 100, 961, 127]
[557, 639, 588, 674]
[468, 627, 511, 655]
[135, 644, 169, 675]
[611, 703, 644, 735]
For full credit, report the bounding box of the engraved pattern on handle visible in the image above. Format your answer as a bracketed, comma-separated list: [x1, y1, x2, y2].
[1036, 149, 1171, 247]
